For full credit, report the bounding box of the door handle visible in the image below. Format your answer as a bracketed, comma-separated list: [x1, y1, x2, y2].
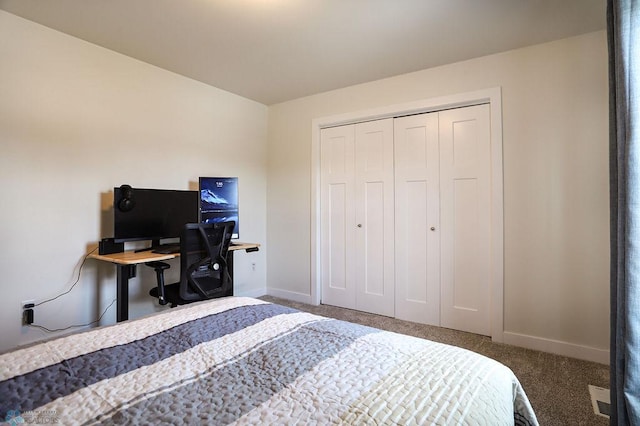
[357, 224, 363, 228]
[430, 227, 436, 231]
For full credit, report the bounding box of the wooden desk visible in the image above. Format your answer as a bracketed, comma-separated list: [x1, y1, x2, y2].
[90, 242, 260, 322]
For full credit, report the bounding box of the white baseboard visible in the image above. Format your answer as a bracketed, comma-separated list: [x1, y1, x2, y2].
[260, 289, 609, 365]
[265, 288, 314, 305]
[503, 331, 609, 365]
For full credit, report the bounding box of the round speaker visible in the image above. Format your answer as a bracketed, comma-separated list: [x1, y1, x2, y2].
[118, 184, 135, 212]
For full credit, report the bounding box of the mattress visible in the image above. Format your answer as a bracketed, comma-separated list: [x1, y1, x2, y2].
[0, 297, 538, 425]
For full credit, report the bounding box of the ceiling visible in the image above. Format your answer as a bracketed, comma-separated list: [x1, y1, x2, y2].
[0, 0, 606, 105]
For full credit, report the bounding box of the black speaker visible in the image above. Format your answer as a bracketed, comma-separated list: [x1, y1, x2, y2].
[99, 238, 124, 255]
[117, 184, 135, 212]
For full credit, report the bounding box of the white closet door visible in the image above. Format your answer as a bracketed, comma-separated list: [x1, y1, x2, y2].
[354, 119, 395, 316]
[321, 105, 493, 334]
[439, 104, 492, 336]
[394, 113, 441, 324]
[320, 125, 356, 309]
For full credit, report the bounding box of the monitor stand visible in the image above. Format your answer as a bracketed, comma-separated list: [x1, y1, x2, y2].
[134, 239, 162, 253]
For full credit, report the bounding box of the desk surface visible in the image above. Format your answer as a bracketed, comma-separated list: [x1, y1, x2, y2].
[89, 242, 260, 265]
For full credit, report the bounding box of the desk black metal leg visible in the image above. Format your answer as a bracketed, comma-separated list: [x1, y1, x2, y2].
[116, 264, 135, 322]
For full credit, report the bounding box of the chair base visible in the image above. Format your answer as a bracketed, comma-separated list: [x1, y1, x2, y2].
[149, 284, 183, 307]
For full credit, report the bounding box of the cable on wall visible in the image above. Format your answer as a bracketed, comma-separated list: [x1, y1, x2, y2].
[34, 247, 98, 308]
[29, 299, 116, 333]
[28, 247, 116, 333]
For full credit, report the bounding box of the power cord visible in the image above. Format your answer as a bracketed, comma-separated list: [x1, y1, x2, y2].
[29, 299, 117, 333]
[28, 247, 117, 333]
[34, 247, 98, 308]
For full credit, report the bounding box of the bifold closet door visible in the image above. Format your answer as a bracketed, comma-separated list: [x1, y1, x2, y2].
[439, 104, 492, 336]
[354, 119, 395, 317]
[394, 104, 491, 336]
[320, 125, 356, 310]
[321, 105, 491, 334]
[394, 112, 441, 325]
[320, 119, 395, 316]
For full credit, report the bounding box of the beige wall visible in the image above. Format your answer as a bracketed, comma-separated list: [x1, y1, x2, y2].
[266, 31, 609, 362]
[0, 11, 268, 353]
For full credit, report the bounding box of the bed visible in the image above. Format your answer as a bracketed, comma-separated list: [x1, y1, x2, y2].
[1, 297, 537, 425]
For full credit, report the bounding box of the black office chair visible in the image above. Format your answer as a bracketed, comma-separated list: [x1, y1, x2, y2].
[147, 221, 235, 307]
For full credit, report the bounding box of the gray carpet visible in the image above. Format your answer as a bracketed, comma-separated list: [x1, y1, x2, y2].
[260, 295, 610, 426]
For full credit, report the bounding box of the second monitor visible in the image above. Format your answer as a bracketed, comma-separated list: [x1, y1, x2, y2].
[199, 177, 239, 239]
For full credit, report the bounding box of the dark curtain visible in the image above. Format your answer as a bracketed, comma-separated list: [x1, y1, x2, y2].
[609, 0, 640, 424]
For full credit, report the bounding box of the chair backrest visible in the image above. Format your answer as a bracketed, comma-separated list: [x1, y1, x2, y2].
[178, 221, 235, 301]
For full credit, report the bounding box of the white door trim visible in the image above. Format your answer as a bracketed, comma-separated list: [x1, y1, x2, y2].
[311, 87, 504, 342]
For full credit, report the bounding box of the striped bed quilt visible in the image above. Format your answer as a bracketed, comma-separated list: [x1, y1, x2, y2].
[1, 297, 538, 425]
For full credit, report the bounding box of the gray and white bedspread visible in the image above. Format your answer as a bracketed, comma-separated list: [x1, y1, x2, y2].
[1, 297, 538, 425]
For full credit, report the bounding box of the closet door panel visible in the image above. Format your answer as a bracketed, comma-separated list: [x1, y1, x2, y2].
[320, 125, 356, 309]
[354, 119, 395, 316]
[439, 104, 492, 336]
[394, 113, 440, 324]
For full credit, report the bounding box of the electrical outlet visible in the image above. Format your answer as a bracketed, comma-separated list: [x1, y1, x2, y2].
[22, 300, 35, 325]
[251, 262, 256, 272]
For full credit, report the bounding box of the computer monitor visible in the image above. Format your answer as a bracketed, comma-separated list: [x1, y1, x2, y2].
[113, 186, 199, 245]
[199, 177, 239, 239]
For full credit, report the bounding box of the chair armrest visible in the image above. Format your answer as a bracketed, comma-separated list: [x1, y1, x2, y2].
[145, 261, 171, 270]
